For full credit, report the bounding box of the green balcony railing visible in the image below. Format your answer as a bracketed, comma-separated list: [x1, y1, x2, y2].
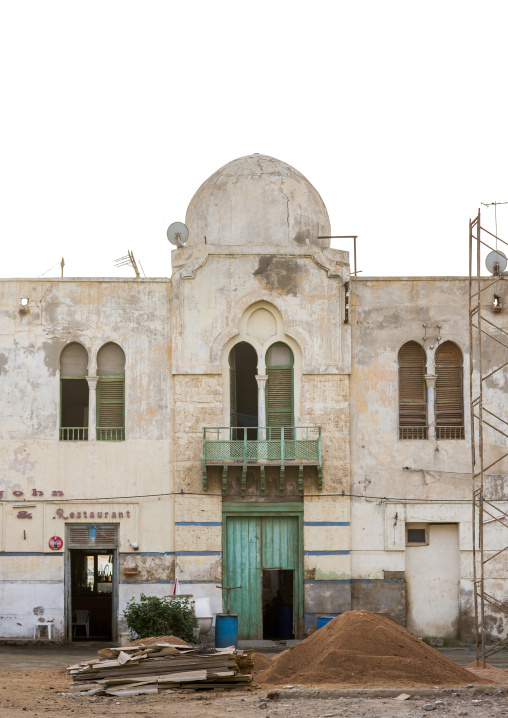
[97, 427, 125, 441]
[60, 427, 88, 441]
[202, 426, 323, 493]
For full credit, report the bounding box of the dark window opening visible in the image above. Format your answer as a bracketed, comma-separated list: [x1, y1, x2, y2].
[262, 569, 294, 640]
[407, 528, 427, 544]
[70, 549, 114, 640]
[60, 379, 89, 441]
[229, 342, 258, 439]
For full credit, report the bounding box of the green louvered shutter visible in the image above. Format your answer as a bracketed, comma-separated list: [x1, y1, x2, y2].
[266, 343, 294, 440]
[398, 341, 427, 439]
[435, 341, 464, 439]
[97, 377, 125, 440]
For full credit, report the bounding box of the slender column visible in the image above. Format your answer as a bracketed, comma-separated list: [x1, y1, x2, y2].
[87, 376, 99, 441]
[256, 374, 268, 440]
[425, 373, 437, 440]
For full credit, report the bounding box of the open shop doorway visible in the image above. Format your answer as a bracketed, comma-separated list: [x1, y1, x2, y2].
[262, 569, 294, 640]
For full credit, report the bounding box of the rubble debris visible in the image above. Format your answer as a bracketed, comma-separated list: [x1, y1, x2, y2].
[66, 642, 253, 696]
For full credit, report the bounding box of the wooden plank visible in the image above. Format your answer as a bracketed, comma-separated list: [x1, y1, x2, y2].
[158, 670, 207, 683]
[105, 686, 159, 697]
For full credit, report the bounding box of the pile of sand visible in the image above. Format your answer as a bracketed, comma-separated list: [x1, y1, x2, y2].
[252, 653, 272, 674]
[128, 634, 190, 646]
[258, 611, 487, 687]
[466, 660, 508, 685]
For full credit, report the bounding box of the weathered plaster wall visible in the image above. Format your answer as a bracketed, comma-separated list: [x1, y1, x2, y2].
[170, 241, 352, 629]
[0, 279, 173, 638]
[350, 278, 508, 639]
[171, 245, 350, 375]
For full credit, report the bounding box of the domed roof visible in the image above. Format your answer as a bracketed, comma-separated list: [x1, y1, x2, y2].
[185, 154, 331, 249]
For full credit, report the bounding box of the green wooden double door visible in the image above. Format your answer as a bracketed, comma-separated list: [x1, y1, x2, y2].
[223, 507, 303, 639]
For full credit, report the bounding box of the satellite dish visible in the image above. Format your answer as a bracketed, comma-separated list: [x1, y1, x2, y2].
[485, 250, 507, 275]
[167, 222, 189, 247]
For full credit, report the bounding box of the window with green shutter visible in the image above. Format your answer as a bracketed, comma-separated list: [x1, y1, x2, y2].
[97, 343, 125, 441]
[398, 341, 427, 440]
[266, 342, 294, 439]
[435, 341, 464, 439]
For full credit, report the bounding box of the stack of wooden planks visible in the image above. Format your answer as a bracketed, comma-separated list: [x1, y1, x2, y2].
[66, 642, 254, 696]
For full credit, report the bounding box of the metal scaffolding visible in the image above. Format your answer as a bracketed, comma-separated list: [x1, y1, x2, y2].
[469, 208, 508, 666]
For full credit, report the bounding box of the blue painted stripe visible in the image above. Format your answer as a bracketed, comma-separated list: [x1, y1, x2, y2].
[304, 551, 349, 556]
[304, 522, 350, 526]
[120, 551, 175, 556]
[121, 580, 174, 584]
[0, 551, 63, 558]
[304, 578, 405, 584]
[122, 579, 221, 585]
[351, 578, 405, 583]
[304, 579, 350, 584]
[175, 551, 221, 556]
[0, 580, 64, 584]
[175, 522, 222, 527]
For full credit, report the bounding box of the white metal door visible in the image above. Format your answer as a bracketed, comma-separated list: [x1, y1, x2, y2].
[406, 523, 460, 638]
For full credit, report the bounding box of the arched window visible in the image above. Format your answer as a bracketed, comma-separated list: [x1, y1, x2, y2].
[97, 343, 125, 441]
[398, 341, 427, 440]
[229, 342, 258, 439]
[435, 341, 464, 440]
[266, 342, 294, 439]
[60, 343, 89, 441]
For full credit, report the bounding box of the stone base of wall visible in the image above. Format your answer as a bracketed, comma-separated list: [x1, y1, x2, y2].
[351, 578, 407, 627]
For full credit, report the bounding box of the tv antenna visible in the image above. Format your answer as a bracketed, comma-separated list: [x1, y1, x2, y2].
[167, 222, 189, 248]
[114, 250, 144, 278]
[481, 201, 508, 248]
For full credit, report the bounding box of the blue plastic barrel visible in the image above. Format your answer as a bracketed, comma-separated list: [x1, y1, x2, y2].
[215, 613, 239, 648]
[317, 615, 336, 629]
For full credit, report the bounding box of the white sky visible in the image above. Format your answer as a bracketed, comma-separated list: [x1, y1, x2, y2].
[1, 0, 507, 279]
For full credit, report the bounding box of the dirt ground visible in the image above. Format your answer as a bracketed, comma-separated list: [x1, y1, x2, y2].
[0, 668, 508, 718]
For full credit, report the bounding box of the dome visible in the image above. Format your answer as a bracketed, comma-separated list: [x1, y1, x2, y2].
[185, 154, 331, 249]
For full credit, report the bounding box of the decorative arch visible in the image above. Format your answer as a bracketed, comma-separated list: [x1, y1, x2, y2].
[211, 293, 313, 368]
[60, 342, 88, 377]
[398, 341, 427, 440]
[435, 341, 464, 439]
[220, 301, 303, 431]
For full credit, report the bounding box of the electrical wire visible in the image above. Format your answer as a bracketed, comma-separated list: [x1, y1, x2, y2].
[1, 489, 480, 504]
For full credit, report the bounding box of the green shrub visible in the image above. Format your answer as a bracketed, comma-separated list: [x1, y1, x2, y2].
[123, 594, 197, 642]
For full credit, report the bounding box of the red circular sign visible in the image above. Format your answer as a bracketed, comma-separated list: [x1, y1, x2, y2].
[49, 536, 63, 550]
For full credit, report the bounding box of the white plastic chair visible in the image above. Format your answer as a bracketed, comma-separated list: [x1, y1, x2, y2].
[72, 609, 91, 638]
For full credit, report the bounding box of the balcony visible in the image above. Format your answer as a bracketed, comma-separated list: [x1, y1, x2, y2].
[60, 427, 88, 441]
[202, 426, 322, 495]
[59, 427, 125, 441]
[97, 427, 125, 441]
